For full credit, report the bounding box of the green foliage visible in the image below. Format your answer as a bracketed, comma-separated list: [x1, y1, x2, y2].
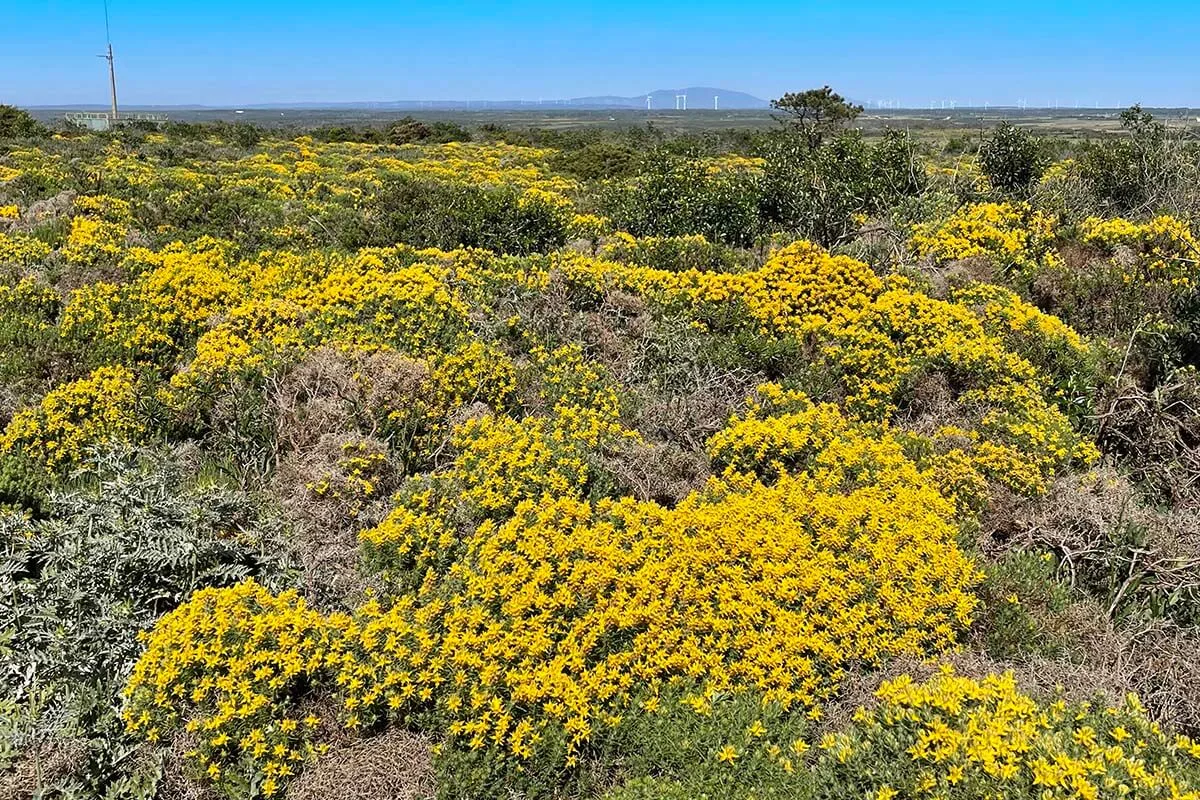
[327, 174, 568, 253]
[980, 122, 1046, 195]
[601, 233, 748, 273]
[770, 86, 863, 149]
[759, 131, 872, 246]
[388, 116, 472, 145]
[549, 140, 639, 180]
[759, 127, 927, 246]
[870, 128, 929, 204]
[973, 551, 1074, 660]
[0, 105, 47, 139]
[600, 151, 762, 248]
[438, 690, 813, 800]
[1078, 105, 1173, 213]
[0, 446, 289, 795]
[0, 451, 50, 517]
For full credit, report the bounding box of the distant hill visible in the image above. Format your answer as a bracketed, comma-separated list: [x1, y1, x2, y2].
[565, 88, 769, 110]
[26, 88, 769, 112]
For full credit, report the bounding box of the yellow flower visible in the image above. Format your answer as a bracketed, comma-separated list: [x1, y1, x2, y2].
[716, 745, 739, 764]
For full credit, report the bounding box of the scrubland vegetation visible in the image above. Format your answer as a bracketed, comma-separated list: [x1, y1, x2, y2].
[2, 92, 1200, 799]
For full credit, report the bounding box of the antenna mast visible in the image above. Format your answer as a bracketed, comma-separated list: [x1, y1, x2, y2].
[100, 0, 118, 120]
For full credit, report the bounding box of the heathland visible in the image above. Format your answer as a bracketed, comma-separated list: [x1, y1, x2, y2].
[1, 94, 1200, 800]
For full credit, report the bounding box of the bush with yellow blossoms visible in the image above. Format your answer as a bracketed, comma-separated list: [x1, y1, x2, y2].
[811, 668, 1200, 800]
[60, 195, 133, 267]
[910, 201, 1060, 274]
[0, 231, 51, 267]
[122, 581, 339, 799]
[1080, 214, 1200, 287]
[0, 365, 143, 471]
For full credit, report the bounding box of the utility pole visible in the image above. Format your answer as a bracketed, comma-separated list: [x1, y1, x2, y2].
[99, 0, 118, 121]
[105, 43, 118, 120]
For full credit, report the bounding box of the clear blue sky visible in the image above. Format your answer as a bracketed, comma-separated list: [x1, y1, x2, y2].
[3, 1, 1199, 107]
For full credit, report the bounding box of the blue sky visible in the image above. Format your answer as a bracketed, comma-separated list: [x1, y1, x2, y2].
[3, 1, 1199, 107]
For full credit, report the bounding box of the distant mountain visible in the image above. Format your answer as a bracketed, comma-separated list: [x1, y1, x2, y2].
[236, 88, 768, 111]
[28, 88, 771, 113]
[567, 87, 769, 110]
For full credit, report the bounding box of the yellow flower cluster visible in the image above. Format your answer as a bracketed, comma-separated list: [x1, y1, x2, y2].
[0, 365, 143, 470]
[0, 231, 51, 266]
[61, 238, 244, 365]
[0, 278, 58, 324]
[307, 439, 391, 518]
[171, 252, 471, 395]
[0, 204, 18, 219]
[910, 202, 1060, 274]
[1081, 215, 1200, 287]
[361, 343, 632, 567]
[62, 216, 128, 266]
[560, 241, 1091, 496]
[818, 667, 1200, 800]
[558, 239, 881, 335]
[567, 213, 612, 243]
[116, 233, 1101, 795]
[122, 581, 337, 797]
[700, 153, 766, 174]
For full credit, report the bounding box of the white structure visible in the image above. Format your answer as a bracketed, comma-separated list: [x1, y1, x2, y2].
[675, 93, 687, 110]
[65, 111, 168, 132]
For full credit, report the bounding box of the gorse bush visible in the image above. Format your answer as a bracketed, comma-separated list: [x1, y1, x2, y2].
[814, 668, 1200, 800]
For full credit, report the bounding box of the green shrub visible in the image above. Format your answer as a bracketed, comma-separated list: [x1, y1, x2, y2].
[600, 151, 763, 248]
[550, 141, 639, 181]
[327, 175, 568, 253]
[0, 105, 47, 139]
[979, 122, 1046, 195]
[972, 551, 1073, 660]
[0, 446, 290, 795]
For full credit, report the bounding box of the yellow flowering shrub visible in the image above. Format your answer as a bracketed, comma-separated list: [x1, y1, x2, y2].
[0, 231, 51, 266]
[0, 204, 19, 220]
[427, 339, 517, 414]
[950, 283, 1095, 414]
[122, 581, 338, 797]
[57, 192, 136, 266]
[60, 238, 244, 366]
[910, 202, 1060, 274]
[814, 667, 1200, 800]
[74, 193, 134, 223]
[567, 213, 611, 242]
[0, 277, 59, 328]
[558, 239, 881, 335]
[1080, 215, 1200, 287]
[0, 365, 143, 470]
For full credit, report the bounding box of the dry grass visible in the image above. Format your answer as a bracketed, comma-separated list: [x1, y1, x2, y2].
[155, 728, 222, 800]
[271, 346, 429, 455]
[973, 466, 1200, 734]
[0, 737, 87, 800]
[285, 728, 435, 800]
[274, 432, 393, 610]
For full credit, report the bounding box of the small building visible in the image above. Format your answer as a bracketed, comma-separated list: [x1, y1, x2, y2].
[64, 111, 169, 132]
